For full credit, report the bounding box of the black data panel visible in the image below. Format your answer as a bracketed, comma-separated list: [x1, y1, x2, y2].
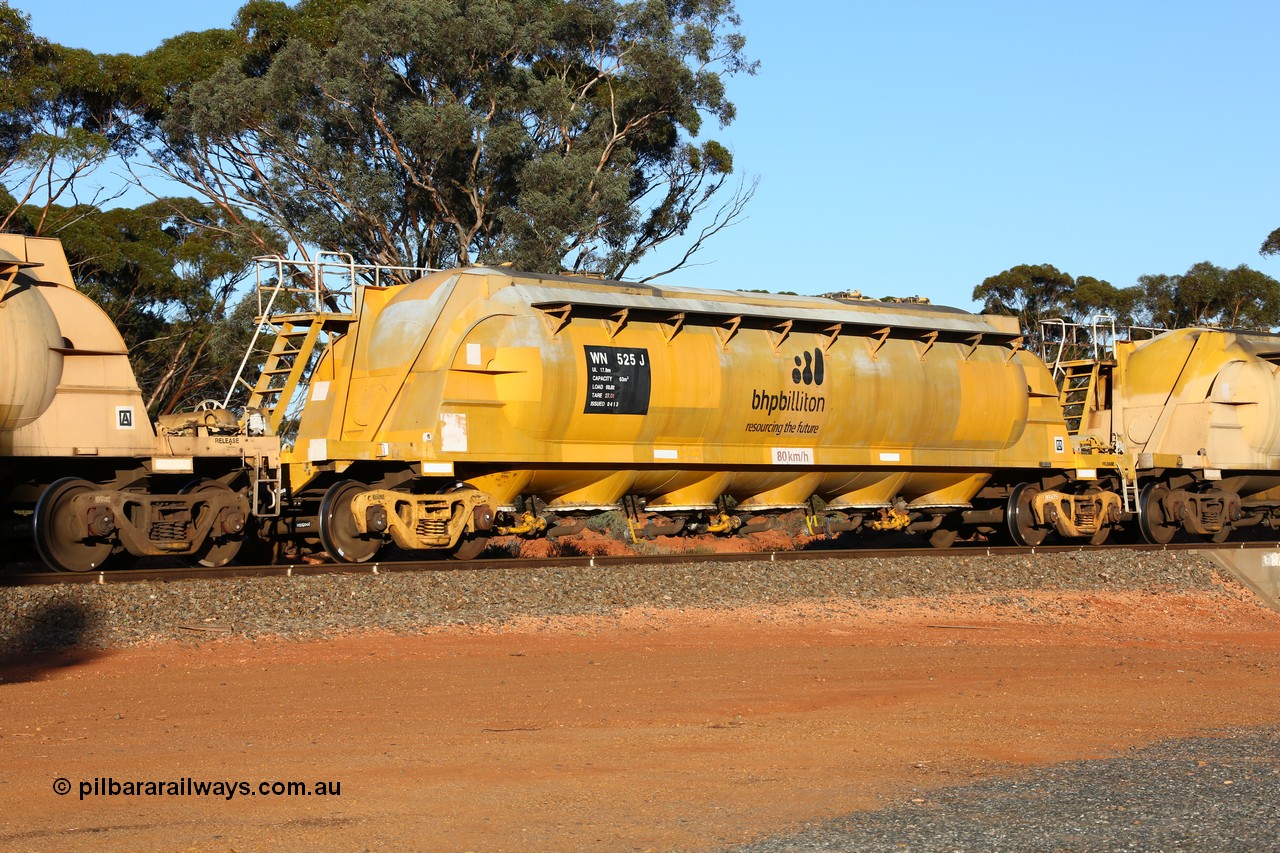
[583, 345, 651, 415]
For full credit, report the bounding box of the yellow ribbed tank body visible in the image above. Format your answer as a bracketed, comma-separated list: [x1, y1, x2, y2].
[1097, 328, 1280, 500]
[289, 269, 1074, 511]
[0, 272, 63, 431]
[0, 235, 160, 458]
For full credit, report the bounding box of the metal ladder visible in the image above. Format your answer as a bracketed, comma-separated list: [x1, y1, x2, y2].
[243, 313, 354, 434]
[1117, 449, 1139, 514]
[250, 454, 282, 518]
[1057, 360, 1101, 435]
[223, 252, 441, 436]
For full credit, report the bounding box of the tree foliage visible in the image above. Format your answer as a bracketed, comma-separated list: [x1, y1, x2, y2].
[975, 261, 1280, 337]
[972, 264, 1081, 334]
[0, 0, 281, 414]
[1137, 262, 1280, 330]
[134, 0, 757, 277]
[0, 2, 146, 233]
[1261, 227, 1280, 257]
[71, 201, 280, 415]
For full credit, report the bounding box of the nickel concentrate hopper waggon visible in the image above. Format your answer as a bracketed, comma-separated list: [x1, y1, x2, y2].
[9, 233, 1276, 572]
[0, 234, 280, 572]
[1049, 321, 1280, 545]
[244, 255, 1134, 562]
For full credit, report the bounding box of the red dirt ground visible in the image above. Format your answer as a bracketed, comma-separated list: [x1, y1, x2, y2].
[3, 586, 1279, 851]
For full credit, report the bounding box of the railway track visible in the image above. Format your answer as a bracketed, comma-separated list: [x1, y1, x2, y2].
[4, 539, 1278, 587]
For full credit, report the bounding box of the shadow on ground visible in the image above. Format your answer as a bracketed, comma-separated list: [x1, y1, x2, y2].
[0, 599, 104, 685]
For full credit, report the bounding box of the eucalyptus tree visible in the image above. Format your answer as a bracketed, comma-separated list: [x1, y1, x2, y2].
[976, 259, 1280, 338]
[1262, 227, 1280, 257]
[68, 200, 280, 415]
[135, 0, 758, 278]
[972, 263, 1077, 337]
[0, 2, 140, 232]
[1, 2, 278, 414]
[1061, 276, 1142, 327]
[1136, 262, 1280, 331]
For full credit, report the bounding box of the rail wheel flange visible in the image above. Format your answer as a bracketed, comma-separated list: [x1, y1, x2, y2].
[443, 484, 490, 560]
[318, 480, 384, 564]
[1137, 483, 1178, 545]
[180, 479, 246, 568]
[1006, 483, 1050, 547]
[33, 477, 114, 572]
[451, 536, 491, 560]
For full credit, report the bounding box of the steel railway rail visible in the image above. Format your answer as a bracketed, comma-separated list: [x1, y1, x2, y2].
[3, 540, 1276, 587]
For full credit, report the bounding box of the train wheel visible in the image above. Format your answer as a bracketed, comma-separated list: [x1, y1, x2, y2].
[1006, 483, 1050, 547]
[927, 514, 961, 549]
[318, 480, 383, 563]
[181, 480, 245, 568]
[1137, 483, 1177, 545]
[451, 536, 491, 560]
[927, 527, 959, 549]
[1083, 487, 1113, 545]
[33, 477, 113, 572]
[442, 484, 491, 560]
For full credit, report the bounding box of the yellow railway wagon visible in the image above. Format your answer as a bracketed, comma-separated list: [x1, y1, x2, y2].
[0, 235, 279, 572]
[1074, 327, 1280, 543]
[279, 267, 1115, 560]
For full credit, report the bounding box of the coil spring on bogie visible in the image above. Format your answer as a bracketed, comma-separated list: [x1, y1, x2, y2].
[415, 518, 448, 538]
[1075, 502, 1097, 527]
[150, 521, 191, 541]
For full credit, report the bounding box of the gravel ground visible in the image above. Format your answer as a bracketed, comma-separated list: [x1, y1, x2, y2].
[732, 727, 1280, 853]
[0, 547, 1244, 653]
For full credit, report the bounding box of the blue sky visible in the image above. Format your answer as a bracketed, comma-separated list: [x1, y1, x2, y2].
[17, 0, 1280, 311]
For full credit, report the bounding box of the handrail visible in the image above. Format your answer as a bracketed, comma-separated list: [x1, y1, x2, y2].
[222, 253, 443, 413]
[1088, 314, 1117, 361]
[223, 272, 287, 409]
[1039, 318, 1068, 375]
[249, 253, 442, 316]
[1037, 314, 1165, 369]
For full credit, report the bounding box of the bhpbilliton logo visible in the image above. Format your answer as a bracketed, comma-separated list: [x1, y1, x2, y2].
[792, 348, 825, 386]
